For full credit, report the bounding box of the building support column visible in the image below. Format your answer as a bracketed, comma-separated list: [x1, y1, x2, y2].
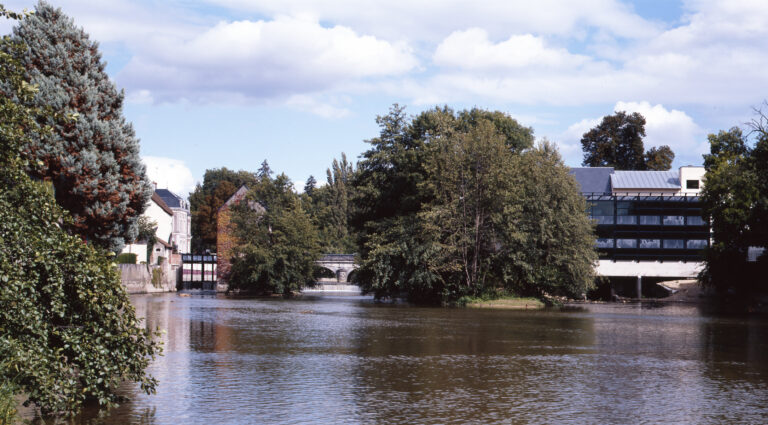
[636, 275, 642, 299]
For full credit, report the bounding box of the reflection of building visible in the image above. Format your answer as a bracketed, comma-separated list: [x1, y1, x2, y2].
[571, 167, 708, 279]
[155, 188, 192, 254]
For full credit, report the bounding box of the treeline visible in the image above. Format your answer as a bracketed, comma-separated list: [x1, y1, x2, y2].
[197, 105, 597, 303]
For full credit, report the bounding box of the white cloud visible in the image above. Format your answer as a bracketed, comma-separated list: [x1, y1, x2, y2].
[119, 16, 418, 103]
[614, 101, 706, 165]
[434, 30, 590, 71]
[143, 156, 196, 198]
[557, 102, 706, 167]
[285, 94, 351, 119]
[205, 0, 658, 41]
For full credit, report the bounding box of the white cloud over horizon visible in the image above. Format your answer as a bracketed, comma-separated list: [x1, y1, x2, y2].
[118, 15, 418, 104]
[556, 101, 706, 167]
[143, 156, 197, 199]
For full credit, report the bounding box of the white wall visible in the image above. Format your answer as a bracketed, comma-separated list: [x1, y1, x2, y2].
[147, 200, 173, 244]
[679, 166, 705, 195]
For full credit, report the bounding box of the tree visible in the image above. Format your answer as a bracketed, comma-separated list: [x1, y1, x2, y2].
[307, 153, 357, 253]
[228, 173, 321, 295]
[700, 120, 768, 293]
[304, 175, 317, 197]
[644, 145, 675, 170]
[257, 159, 273, 180]
[189, 168, 258, 252]
[0, 10, 160, 415]
[10, 1, 152, 252]
[580, 111, 675, 171]
[499, 142, 597, 297]
[352, 105, 593, 304]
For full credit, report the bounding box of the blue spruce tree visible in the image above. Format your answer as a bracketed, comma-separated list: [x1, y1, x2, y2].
[11, 1, 152, 252]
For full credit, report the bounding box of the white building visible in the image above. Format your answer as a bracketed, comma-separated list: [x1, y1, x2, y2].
[154, 188, 192, 254]
[122, 191, 174, 264]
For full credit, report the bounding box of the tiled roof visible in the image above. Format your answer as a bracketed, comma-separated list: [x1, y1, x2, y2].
[569, 167, 614, 194]
[611, 170, 679, 190]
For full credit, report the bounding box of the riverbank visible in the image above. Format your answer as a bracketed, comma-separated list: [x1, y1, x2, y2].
[463, 296, 545, 310]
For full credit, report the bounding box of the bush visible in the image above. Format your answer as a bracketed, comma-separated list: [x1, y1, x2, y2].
[0, 165, 161, 416]
[116, 253, 137, 264]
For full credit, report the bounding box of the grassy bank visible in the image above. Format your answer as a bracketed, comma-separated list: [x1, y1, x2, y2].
[459, 295, 545, 310]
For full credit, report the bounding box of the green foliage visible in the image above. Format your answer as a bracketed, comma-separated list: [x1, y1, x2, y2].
[304, 153, 357, 253]
[189, 167, 258, 252]
[151, 267, 164, 287]
[352, 105, 595, 304]
[700, 119, 768, 293]
[581, 111, 675, 171]
[228, 173, 321, 295]
[116, 252, 137, 264]
[10, 1, 152, 252]
[0, 8, 160, 416]
[0, 378, 19, 425]
[644, 145, 675, 171]
[0, 168, 162, 416]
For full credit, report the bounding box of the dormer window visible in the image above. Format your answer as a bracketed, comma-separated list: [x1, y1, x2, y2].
[686, 179, 700, 189]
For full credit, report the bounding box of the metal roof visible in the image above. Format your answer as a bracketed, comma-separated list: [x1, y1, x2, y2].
[569, 167, 614, 194]
[610, 170, 679, 189]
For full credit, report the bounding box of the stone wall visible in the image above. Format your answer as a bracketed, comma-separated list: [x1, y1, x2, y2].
[119, 263, 178, 294]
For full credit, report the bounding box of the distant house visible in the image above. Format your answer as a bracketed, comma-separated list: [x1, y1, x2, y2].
[155, 188, 192, 254]
[122, 191, 174, 264]
[216, 185, 265, 291]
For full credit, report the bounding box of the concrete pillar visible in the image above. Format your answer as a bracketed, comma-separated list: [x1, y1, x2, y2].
[636, 275, 642, 299]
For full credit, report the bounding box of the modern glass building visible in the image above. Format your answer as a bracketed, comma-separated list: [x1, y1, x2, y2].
[571, 167, 709, 262]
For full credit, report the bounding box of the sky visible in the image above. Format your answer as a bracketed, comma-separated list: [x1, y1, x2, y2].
[2, 0, 768, 198]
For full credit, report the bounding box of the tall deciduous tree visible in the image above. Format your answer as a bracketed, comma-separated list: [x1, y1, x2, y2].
[580, 111, 675, 171]
[352, 105, 594, 303]
[189, 167, 258, 252]
[228, 173, 320, 295]
[11, 1, 152, 252]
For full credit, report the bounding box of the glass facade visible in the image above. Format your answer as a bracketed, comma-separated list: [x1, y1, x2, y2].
[586, 194, 709, 261]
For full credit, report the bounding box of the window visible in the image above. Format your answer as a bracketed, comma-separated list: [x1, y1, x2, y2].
[616, 239, 637, 248]
[686, 216, 706, 226]
[616, 215, 637, 225]
[590, 201, 614, 216]
[639, 215, 660, 225]
[686, 179, 700, 189]
[639, 239, 660, 249]
[687, 239, 708, 249]
[595, 238, 614, 248]
[593, 216, 614, 224]
[664, 240, 684, 249]
[663, 215, 685, 226]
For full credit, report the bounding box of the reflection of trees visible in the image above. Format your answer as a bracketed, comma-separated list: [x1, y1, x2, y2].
[348, 308, 597, 423]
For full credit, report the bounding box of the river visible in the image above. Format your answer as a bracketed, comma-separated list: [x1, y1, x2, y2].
[74, 293, 768, 424]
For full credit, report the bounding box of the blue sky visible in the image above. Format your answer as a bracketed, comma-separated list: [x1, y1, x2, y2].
[3, 0, 767, 198]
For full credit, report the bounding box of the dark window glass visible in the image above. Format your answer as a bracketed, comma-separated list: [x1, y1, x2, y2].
[686, 216, 706, 226]
[687, 239, 708, 249]
[639, 215, 660, 225]
[664, 240, 684, 249]
[639, 239, 660, 249]
[686, 179, 700, 189]
[595, 238, 614, 248]
[617, 239, 637, 248]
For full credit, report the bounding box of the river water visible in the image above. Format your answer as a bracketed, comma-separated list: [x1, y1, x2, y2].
[75, 294, 768, 424]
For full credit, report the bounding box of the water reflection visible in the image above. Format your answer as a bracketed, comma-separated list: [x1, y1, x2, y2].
[72, 295, 768, 424]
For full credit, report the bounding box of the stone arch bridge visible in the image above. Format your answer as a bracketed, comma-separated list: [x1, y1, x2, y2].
[316, 254, 357, 283]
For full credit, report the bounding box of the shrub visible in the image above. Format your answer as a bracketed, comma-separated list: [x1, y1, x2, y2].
[116, 253, 137, 264]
